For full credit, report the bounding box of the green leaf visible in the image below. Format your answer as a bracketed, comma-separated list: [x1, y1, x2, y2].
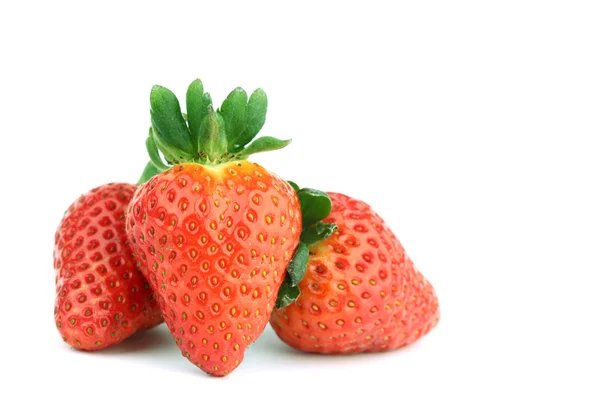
[137, 161, 162, 185]
[186, 79, 212, 151]
[300, 222, 338, 245]
[298, 188, 332, 227]
[233, 88, 267, 149]
[287, 181, 300, 193]
[150, 85, 195, 157]
[237, 136, 291, 158]
[219, 87, 248, 152]
[198, 107, 227, 160]
[287, 243, 309, 286]
[145, 129, 169, 171]
[275, 278, 301, 309]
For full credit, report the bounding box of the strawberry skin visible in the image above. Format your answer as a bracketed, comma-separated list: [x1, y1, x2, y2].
[126, 162, 301, 376]
[54, 183, 163, 350]
[270, 192, 439, 353]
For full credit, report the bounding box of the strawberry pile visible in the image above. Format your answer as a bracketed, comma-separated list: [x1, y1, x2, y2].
[53, 78, 440, 376]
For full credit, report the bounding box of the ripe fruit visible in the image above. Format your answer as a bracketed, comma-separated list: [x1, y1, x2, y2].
[126, 79, 302, 376]
[270, 192, 440, 353]
[54, 183, 163, 350]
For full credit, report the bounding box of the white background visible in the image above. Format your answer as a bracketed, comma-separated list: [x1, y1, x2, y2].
[2, 1, 599, 398]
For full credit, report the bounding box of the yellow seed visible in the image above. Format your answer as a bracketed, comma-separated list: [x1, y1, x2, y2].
[221, 356, 228, 363]
[318, 323, 326, 329]
[225, 333, 232, 341]
[266, 216, 272, 224]
[234, 344, 240, 351]
[348, 301, 355, 307]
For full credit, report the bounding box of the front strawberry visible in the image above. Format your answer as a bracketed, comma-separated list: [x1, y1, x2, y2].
[126, 79, 301, 376]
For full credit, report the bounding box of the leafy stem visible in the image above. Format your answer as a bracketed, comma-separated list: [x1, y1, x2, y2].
[146, 79, 290, 167]
[275, 184, 337, 309]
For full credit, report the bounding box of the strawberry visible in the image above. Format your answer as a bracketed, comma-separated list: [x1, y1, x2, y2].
[126, 79, 303, 376]
[54, 181, 163, 350]
[270, 192, 440, 353]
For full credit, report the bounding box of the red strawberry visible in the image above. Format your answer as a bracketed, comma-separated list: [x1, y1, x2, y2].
[270, 192, 440, 353]
[54, 182, 163, 350]
[126, 79, 302, 376]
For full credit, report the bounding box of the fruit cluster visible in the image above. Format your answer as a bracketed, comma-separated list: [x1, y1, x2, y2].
[53, 78, 440, 377]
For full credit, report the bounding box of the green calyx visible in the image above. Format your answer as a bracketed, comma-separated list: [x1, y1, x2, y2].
[275, 183, 338, 309]
[146, 79, 290, 169]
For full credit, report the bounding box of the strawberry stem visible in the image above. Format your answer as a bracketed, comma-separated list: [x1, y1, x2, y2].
[145, 78, 290, 167]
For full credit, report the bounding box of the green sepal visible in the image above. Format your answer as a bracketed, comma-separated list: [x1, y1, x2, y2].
[146, 130, 169, 171]
[150, 85, 195, 158]
[219, 87, 248, 152]
[186, 79, 213, 150]
[288, 181, 300, 193]
[287, 243, 309, 286]
[231, 88, 267, 150]
[275, 187, 337, 309]
[275, 276, 301, 309]
[297, 188, 332, 227]
[238, 136, 291, 158]
[198, 107, 227, 160]
[137, 161, 161, 185]
[300, 222, 338, 245]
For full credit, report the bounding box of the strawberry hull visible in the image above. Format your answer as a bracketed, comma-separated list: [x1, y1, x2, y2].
[126, 162, 301, 376]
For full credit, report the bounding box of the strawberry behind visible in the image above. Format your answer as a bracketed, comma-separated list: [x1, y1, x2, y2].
[270, 192, 440, 353]
[54, 183, 163, 350]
